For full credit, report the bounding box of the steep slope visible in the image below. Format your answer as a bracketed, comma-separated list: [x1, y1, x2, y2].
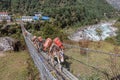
[0, 0, 117, 27]
[106, 0, 120, 10]
[40, 0, 117, 27]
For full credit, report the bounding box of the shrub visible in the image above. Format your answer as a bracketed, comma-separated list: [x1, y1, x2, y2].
[41, 25, 67, 40]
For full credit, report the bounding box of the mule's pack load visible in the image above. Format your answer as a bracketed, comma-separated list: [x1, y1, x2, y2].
[32, 36, 37, 42]
[43, 38, 52, 51]
[53, 37, 64, 49]
[38, 36, 42, 42]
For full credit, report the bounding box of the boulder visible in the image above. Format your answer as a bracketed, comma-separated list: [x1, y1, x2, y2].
[0, 46, 4, 51]
[0, 37, 20, 51]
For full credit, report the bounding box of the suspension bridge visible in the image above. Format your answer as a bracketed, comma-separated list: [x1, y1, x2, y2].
[20, 23, 79, 80]
[21, 22, 120, 80]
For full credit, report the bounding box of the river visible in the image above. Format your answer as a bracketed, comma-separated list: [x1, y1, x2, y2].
[69, 20, 117, 41]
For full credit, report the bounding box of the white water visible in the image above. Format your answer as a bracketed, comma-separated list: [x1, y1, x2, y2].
[69, 21, 117, 41]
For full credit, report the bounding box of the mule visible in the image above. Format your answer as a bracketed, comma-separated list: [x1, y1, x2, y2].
[32, 38, 40, 52]
[48, 43, 64, 71]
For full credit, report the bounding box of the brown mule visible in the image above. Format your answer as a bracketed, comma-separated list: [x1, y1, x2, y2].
[48, 43, 64, 72]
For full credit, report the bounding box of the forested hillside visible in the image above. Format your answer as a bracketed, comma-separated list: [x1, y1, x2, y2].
[0, 0, 117, 27]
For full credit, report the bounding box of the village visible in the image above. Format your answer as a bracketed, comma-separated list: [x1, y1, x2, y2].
[0, 11, 50, 23]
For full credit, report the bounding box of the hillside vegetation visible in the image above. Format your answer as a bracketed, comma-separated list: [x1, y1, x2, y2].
[0, 0, 119, 49]
[0, 0, 118, 28]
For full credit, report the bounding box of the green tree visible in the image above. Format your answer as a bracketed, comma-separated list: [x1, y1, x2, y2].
[116, 27, 120, 45]
[96, 27, 103, 40]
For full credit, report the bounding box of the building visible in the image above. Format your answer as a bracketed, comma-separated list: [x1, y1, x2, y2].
[34, 12, 50, 21]
[0, 12, 11, 22]
[35, 13, 42, 17]
[21, 13, 49, 22]
[33, 16, 39, 20]
[41, 16, 50, 20]
[21, 16, 33, 22]
[0, 12, 8, 16]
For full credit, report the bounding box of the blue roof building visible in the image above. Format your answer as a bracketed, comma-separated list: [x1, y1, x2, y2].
[41, 16, 50, 20]
[33, 16, 39, 20]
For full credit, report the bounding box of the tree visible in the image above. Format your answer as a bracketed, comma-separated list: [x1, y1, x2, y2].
[96, 27, 103, 40]
[96, 27, 103, 48]
[40, 22, 67, 40]
[116, 28, 120, 45]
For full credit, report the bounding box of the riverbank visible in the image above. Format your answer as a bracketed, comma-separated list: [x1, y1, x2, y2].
[68, 20, 117, 42]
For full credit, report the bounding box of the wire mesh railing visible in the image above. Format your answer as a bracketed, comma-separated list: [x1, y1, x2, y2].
[64, 43, 120, 80]
[22, 22, 120, 79]
[21, 25, 57, 80]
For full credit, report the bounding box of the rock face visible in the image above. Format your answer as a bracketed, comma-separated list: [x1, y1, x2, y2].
[106, 0, 120, 10]
[0, 37, 15, 51]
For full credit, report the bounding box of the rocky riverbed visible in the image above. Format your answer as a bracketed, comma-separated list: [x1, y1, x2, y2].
[69, 21, 117, 42]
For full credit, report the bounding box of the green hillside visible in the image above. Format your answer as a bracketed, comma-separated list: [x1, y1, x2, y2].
[0, 0, 118, 44]
[0, 0, 119, 46]
[0, 0, 117, 27]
